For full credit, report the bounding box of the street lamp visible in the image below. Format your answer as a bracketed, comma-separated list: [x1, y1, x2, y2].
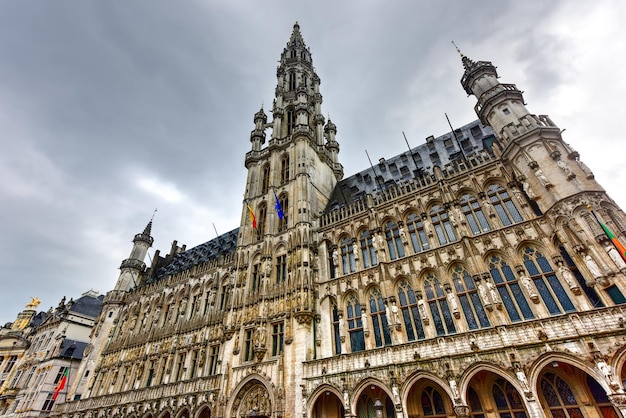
[374, 398, 383, 418]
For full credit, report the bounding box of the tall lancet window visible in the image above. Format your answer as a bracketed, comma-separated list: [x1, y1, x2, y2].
[278, 194, 288, 232]
[346, 294, 365, 352]
[452, 266, 490, 329]
[280, 154, 290, 184]
[287, 109, 295, 135]
[460, 193, 491, 234]
[424, 274, 456, 336]
[487, 184, 523, 226]
[256, 203, 266, 241]
[407, 212, 429, 253]
[261, 163, 270, 195]
[369, 289, 391, 347]
[340, 237, 356, 274]
[489, 255, 534, 322]
[523, 247, 575, 315]
[332, 304, 341, 355]
[288, 72, 296, 90]
[430, 205, 456, 245]
[397, 280, 426, 341]
[385, 221, 405, 260]
[359, 230, 377, 268]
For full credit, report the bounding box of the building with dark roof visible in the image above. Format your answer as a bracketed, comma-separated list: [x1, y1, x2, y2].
[56, 23, 626, 418]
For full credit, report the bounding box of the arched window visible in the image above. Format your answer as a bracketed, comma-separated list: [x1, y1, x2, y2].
[430, 205, 456, 245]
[278, 194, 288, 232]
[424, 274, 456, 336]
[256, 203, 266, 241]
[346, 294, 365, 352]
[287, 109, 295, 135]
[523, 247, 576, 315]
[489, 255, 534, 322]
[452, 266, 490, 330]
[587, 375, 620, 416]
[492, 378, 528, 417]
[359, 230, 377, 268]
[487, 184, 523, 226]
[459, 194, 490, 234]
[398, 280, 426, 341]
[288, 72, 296, 90]
[275, 253, 287, 284]
[340, 237, 356, 274]
[467, 387, 485, 418]
[260, 163, 270, 195]
[540, 372, 583, 417]
[280, 154, 290, 184]
[421, 385, 447, 417]
[369, 289, 391, 347]
[332, 304, 341, 355]
[407, 213, 429, 253]
[385, 221, 405, 260]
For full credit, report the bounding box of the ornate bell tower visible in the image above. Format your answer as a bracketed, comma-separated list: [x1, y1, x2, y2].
[226, 22, 343, 417]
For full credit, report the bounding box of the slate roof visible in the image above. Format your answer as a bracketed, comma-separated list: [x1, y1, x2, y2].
[147, 228, 239, 283]
[68, 294, 104, 319]
[59, 339, 88, 360]
[324, 119, 495, 211]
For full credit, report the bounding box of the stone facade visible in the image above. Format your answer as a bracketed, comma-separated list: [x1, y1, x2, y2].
[52, 24, 626, 418]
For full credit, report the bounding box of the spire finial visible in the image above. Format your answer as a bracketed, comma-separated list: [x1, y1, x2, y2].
[451, 41, 463, 57]
[150, 208, 157, 222]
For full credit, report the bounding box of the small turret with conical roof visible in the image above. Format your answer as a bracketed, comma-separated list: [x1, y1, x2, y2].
[115, 219, 154, 291]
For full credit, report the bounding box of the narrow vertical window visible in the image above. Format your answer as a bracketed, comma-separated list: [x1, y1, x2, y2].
[256, 203, 266, 240]
[278, 195, 288, 232]
[272, 322, 284, 356]
[340, 237, 356, 274]
[346, 294, 365, 352]
[287, 109, 295, 135]
[251, 263, 261, 292]
[487, 184, 523, 226]
[261, 163, 270, 194]
[208, 345, 219, 375]
[431, 205, 456, 245]
[424, 274, 456, 335]
[460, 194, 491, 234]
[489, 255, 534, 322]
[369, 289, 391, 347]
[407, 213, 429, 253]
[385, 221, 405, 260]
[359, 230, 377, 268]
[398, 280, 426, 341]
[280, 154, 290, 184]
[244, 329, 254, 361]
[452, 266, 490, 329]
[275, 254, 287, 283]
[523, 247, 575, 314]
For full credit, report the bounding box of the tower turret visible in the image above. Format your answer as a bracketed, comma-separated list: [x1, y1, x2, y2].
[114, 220, 154, 291]
[250, 106, 267, 151]
[459, 49, 605, 211]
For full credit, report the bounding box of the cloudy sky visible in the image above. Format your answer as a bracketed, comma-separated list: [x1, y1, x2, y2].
[1, 1, 625, 324]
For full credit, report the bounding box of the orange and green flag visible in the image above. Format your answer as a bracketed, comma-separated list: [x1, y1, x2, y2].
[52, 368, 69, 401]
[591, 209, 626, 262]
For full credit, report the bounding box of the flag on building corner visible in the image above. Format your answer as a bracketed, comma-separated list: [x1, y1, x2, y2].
[274, 191, 284, 220]
[590, 208, 626, 262]
[247, 204, 257, 229]
[52, 368, 69, 401]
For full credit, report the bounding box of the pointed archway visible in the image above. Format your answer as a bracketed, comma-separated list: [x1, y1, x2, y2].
[311, 390, 345, 418]
[354, 383, 395, 418]
[465, 370, 529, 417]
[536, 361, 621, 418]
[196, 405, 211, 418]
[405, 378, 452, 418]
[231, 378, 273, 418]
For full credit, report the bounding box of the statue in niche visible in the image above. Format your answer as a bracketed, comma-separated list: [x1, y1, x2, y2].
[557, 263, 577, 288]
[535, 168, 551, 187]
[556, 159, 574, 178]
[584, 253, 604, 278]
[486, 280, 500, 303]
[332, 250, 339, 268]
[254, 324, 266, 348]
[520, 274, 537, 298]
[606, 245, 626, 270]
[523, 181, 536, 199]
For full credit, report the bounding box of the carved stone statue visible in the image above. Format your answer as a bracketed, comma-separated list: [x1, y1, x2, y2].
[556, 159, 574, 178]
[391, 301, 400, 325]
[606, 245, 626, 270]
[486, 280, 500, 304]
[558, 263, 576, 287]
[447, 291, 459, 313]
[478, 281, 489, 304]
[584, 254, 604, 278]
[520, 274, 537, 298]
[523, 181, 536, 199]
[417, 299, 428, 321]
[254, 324, 266, 348]
[332, 250, 339, 268]
[535, 168, 551, 187]
[514, 363, 530, 392]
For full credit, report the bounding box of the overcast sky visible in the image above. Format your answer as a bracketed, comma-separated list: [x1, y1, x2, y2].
[1, 1, 625, 325]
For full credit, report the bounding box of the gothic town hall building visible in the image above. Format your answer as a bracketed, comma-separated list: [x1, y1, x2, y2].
[54, 23, 626, 418]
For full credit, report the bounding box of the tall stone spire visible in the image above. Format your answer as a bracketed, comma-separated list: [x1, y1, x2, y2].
[114, 220, 154, 291]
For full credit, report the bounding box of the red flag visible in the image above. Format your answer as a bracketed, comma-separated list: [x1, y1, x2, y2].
[52, 368, 69, 401]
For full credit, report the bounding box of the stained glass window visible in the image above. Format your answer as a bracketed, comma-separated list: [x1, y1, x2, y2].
[421, 386, 447, 417]
[452, 266, 490, 329]
[398, 280, 426, 341]
[360, 230, 378, 268]
[407, 212, 429, 253]
[487, 184, 523, 226]
[340, 237, 356, 274]
[460, 194, 491, 234]
[424, 274, 456, 335]
[385, 221, 405, 260]
[369, 289, 391, 347]
[489, 255, 534, 322]
[523, 247, 576, 315]
[346, 294, 365, 352]
[430, 205, 456, 245]
[493, 378, 528, 418]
